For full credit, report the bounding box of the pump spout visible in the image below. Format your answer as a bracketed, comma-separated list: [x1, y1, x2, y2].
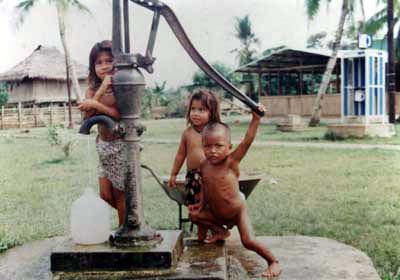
[79, 115, 119, 135]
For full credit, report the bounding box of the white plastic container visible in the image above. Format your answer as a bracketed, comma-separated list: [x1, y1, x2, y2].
[70, 188, 111, 245]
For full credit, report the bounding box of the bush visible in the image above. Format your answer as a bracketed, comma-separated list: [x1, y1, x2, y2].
[47, 125, 77, 158]
[0, 83, 9, 107]
[47, 125, 62, 145]
[323, 130, 345, 141]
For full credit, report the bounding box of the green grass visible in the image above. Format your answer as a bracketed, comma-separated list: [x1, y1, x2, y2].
[0, 126, 400, 279]
[142, 117, 400, 145]
[3, 117, 400, 145]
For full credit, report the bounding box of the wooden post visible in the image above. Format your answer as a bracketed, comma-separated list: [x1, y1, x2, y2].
[18, 102, 22, 128]
[63, 102, 68, 126]
[388, 0, 396, 122]
[311, 69, 315, 94]
[1, 106, 4, 130]
[50, 103, 54, 125]
[258, 72, 262, 100]
[33, 104, 38, 127]
[335, 63, 340, 94]
[299, 71, 303, 95]
[278, 71, 282, 95]
[267, 72, 271, 96]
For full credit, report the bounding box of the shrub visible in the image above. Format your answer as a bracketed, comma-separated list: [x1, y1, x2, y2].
[323, 130, 345, 141]
[0, 83, 9, 107]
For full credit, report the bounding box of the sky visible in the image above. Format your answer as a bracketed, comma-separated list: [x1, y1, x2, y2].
[0, 0, 381, 88]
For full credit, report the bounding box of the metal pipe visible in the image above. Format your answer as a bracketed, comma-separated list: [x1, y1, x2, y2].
[123, 0, 130, 53]
[146, 10, 160, 58]
[112, 0, 122, 55]
[78, 115, 117, 135]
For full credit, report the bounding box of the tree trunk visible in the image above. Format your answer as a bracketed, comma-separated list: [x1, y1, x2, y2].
[359, 0, 365, 29]
[387, 0, 396, 123]
[309, 0, 348, 126]
[56, 4, 82, 103]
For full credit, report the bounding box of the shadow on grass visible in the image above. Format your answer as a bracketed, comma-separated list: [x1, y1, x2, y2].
[42, 158, 67, 165]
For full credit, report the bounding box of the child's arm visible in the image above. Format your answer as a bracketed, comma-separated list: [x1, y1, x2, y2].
[79, 88, 96, 119]
[78, 86, 120, 120]
[168, 132, 187, 188]
[230, 105, 265, 163]
[79, 99, 120, 120]
[92, 75, 112, 101]
[188, 183, 205, 212]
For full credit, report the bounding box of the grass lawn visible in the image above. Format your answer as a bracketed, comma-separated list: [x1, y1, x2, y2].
[0, 125, 400, 279]
[2, 116, 400, 145]
[142, 117, 400, 145]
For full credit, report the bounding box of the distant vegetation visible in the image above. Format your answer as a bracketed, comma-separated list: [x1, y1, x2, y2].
[0, 83, 9, 107]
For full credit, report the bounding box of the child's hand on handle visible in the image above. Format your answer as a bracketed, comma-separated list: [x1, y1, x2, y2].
[100, 75, 113, 93]
[78, 99, 99, 111]
[168, 175, 177, 188]
[252, 103, 266, 121]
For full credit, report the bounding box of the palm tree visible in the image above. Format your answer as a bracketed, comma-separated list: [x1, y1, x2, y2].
[232, 15, 259, 66]
[8, 0, 90, 104]
[356, 0, 400, 59]
[231, 15, 260, 101]
[306, 0, 353, 126]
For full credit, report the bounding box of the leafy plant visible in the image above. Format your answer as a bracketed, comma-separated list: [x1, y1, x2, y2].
[47, 124, 76, 157]
[188, 62, 240, 93]
[62, 139, 76, 158]
[0, 83, 9, 107]
[323, 130, 345, 141]
[47, 125, 62, 146]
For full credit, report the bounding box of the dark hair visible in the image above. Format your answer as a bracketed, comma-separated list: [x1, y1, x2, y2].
[203, 122, 231, 143]
[186, 89, 221, 125]
[88, 40, 113, 90]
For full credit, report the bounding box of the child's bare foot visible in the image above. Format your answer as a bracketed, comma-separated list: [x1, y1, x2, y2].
[204, 229, 230, 244]
[262, 261, 281, 278]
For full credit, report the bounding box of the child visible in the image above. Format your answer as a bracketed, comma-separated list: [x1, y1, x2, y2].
[168, 90, 227, 241]
[78, 40, 125, 226]
[190, 107, 282, 278]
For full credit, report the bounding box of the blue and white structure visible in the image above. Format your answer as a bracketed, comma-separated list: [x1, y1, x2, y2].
[339, 49, 388, 123]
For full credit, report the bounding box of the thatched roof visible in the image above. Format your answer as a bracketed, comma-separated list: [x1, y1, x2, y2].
[0, 45, 88, 82]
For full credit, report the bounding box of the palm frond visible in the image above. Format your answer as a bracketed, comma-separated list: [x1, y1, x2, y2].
[14, 0, 38, 27]
[69, 0, 90, 13]
[48, 0, 90, 13]
[234, 15, 254, 44]
[305, 0, 321, 20]
[363, 7, 387, 34]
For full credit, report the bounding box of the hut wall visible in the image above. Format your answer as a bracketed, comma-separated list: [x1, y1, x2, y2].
[8, 81, 34, 104]
[33, 80, 87, 104]
[261, 92, 400, 118]
[261, 93, 341, 118]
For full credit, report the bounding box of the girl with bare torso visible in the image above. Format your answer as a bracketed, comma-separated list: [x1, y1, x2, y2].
[78, 40, 126, 226]
[168, 90, 225, 241]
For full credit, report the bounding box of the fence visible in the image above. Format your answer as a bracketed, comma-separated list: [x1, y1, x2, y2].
[0, 104, 83, 129]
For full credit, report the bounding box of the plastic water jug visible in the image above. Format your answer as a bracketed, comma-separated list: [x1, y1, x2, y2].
[70, 188, 111, 245]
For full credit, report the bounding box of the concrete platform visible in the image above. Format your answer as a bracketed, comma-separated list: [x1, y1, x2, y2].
[226, 229, 380, 280]
[0, 233, 380, 280]
[327, 123, 396, 138]
[276, 115, 307, 132]
[51, 230, 183, 279]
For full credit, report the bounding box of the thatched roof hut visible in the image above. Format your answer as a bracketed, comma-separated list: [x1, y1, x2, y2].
[0, 45, 88, 106]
